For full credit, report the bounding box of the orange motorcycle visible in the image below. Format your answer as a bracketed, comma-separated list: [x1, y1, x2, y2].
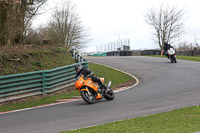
[75, 76, 114, 104]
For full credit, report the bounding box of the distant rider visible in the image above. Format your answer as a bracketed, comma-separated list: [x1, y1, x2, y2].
[75, 64, 106, 93]
[163, 42, 174, 58]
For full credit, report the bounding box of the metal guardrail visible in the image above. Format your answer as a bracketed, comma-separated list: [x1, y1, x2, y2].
[106, 51, 132, 56]
[0, 61, 88, 103]
[130, 50, 200, 56]
[70, 50, 86, 62]
[176, 50, 200, 56]
[90, 52, 106, 56]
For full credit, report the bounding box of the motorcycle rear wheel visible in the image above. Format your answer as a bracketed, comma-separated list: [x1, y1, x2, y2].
[80, 89, 95, 104]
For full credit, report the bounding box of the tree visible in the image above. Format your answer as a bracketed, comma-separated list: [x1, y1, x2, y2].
[0, 2, 6, 45]
[145, 5, 185, 50]
[17, 0, 48, 44]
[0, 0, 47, 46]
[47, 1, 89, 50]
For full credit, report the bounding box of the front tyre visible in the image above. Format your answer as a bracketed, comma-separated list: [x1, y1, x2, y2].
[170, 57, 173, 63]
[174, 57, 177, 63]
[104, 88, 115, 100]
[80, 89, 95, 104]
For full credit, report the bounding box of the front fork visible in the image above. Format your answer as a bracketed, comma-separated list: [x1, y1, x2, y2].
[106, 81, 112, 93]
[108, 81, 112, 87]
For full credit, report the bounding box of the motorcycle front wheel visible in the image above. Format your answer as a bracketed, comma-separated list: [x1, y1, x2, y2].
[104, 88, 115, 100]
[80, 89, 95, 104]
[174, 57, 177, 63]
[170, 57, 173, 63]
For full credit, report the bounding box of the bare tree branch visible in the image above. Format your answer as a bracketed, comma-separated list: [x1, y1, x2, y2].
[145, 5, 185, 50]
[0, 0, 48, 45]
[47, 1, 89, 50]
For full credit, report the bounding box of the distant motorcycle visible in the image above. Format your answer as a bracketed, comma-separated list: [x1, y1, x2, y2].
[75, 76, 114, 104]
[167, 48, 177, 63]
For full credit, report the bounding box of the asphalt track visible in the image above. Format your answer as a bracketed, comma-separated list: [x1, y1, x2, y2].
[1, 56, 200, 133]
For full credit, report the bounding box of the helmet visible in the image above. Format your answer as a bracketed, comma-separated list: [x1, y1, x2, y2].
[75, 64, 82, 71]
[164, 42, 168, 46]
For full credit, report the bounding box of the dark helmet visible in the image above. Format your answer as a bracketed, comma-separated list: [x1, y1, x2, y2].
[164, 42, 168, 46]
[75, 64, 82, 71]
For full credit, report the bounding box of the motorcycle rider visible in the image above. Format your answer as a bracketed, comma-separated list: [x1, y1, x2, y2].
[75, 64, 106, 93]
[163, 42, 174, 58]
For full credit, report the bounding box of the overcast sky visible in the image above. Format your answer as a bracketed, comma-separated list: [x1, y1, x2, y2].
[33, 0, 200, 52]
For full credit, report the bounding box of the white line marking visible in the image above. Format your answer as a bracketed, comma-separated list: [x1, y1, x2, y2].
[88, 61, 139, 93]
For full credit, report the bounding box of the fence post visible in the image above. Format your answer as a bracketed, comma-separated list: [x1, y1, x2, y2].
[75, 53, 77, 61]
[79, 55, 81, 62]
[42, 72, 46, 95]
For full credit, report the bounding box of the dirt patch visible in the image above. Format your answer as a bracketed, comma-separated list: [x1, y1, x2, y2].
[112, 80, 136, 90]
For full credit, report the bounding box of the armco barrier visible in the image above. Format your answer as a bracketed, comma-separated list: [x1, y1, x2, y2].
[106, 49, 200, 56]
[0, 61, 88, 103]
[106, 51, 132, 56]
[90, 53, 106, 56]
[131, 50, 200, 56]
[70, 50, 86, 62]
[176, 50, 200, 56]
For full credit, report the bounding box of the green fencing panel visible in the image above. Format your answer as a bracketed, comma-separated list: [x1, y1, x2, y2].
[90, 52, 106, 56]
[0, 61, 88, 103]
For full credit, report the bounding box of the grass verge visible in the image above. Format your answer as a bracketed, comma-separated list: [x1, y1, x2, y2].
[61, 105, 200, 133]
[0, 45, 76, 76]
[0, 91, 80, 112]
[0, 63, 135, 112]
[89, 63, 135, 89]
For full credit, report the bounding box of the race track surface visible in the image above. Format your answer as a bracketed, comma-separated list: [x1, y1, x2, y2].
[1, 56, 200, 133]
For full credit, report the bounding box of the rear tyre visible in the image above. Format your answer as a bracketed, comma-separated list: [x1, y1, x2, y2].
[104, 88, 115, 100]
[80, 89, 95, 104]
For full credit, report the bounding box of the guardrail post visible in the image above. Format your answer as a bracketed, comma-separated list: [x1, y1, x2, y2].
[78, 55, 79, 61]
[80, 57, 83, 62]
[42, 72, 46, 95]
[75, 53, 78, 61]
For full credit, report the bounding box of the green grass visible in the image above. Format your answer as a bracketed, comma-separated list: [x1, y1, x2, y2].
[0, 91, 80, 112]
[176, 56, 200, 62]
[61, 105, 200, 133]
[147, 55, 200, 62]
[0, 63, 135, 112]
[0, 46, 76, 76]
[89, 63, 134, 88]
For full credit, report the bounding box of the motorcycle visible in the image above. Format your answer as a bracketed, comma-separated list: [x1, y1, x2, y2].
[167, 48, 177, 63]
[75, 76, 115, 104]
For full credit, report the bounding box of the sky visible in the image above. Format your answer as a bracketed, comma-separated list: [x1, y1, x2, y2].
[32, 0, 200, 52]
